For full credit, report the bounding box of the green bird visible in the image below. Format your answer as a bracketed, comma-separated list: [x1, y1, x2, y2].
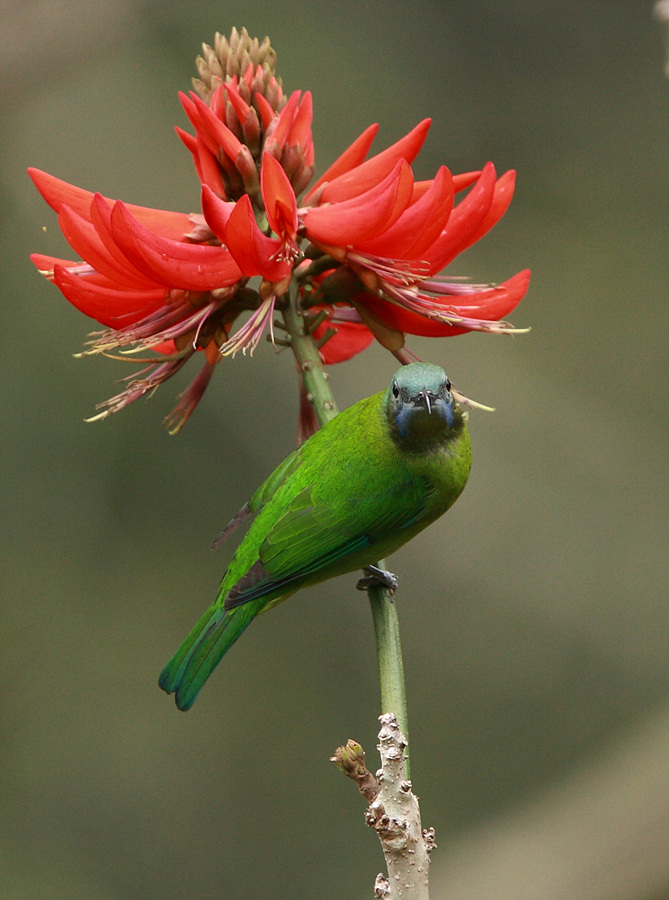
[159, 362, 471, 710]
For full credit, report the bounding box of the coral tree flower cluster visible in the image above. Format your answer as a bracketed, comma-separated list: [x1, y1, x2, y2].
[29, 28, 529, 432]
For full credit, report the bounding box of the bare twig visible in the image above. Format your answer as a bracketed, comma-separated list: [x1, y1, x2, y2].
[333, 714, 435, 899]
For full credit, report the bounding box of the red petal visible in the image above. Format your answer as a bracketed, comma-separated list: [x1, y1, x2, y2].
[28, 168, 192, 241]
[353, 166, 455, 258]
[224, 194, 291, 281]
[53, 264, 166, 326]
[314, 316, 374, 364]
[453, 171, 482, 192]
[431, 268, 531, 321]
[255, 93, 276, 130]
[303, 160, 414, 247]
[195, 137, 228, 196]
[224, 82, 251, 123]
[176, 127, 227, 196]
[179, 92, 242, 162]
[410, 171, 480, 200]
[200, 185, 236, 243]
[304, 123, 379, 203]
[301, 131, 315, 168]
[31, 255, 133, 289]
[58, 203, 157, 289]
[457, 169, 516, 254]
[287, 91, 313, 150]
[423, 162, 497, 274]
[31, 253, 78, 274]
[261, 153, 298, 238]
[210, 83, 226, 119]
[267, 91, 301, 152]
[89, 194, 158, 285]
[316, 119, 431, 204]
[320, 326, 374, 364]
[109, 202, 242, 290]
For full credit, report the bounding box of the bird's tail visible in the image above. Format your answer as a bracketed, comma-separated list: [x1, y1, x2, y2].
[159, 600, 261, 710]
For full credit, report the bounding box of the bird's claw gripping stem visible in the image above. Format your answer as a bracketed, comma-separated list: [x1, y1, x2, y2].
[357, 565, 399, 593]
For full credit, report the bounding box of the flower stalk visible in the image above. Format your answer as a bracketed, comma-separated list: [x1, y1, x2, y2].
[281, 290, 339, 426]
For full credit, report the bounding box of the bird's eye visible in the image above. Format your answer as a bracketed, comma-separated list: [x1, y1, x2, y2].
[392, 381, 400, 398]
[445, 378, 452, 393]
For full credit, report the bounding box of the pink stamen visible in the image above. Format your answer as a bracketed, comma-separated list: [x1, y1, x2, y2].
[218, 296, 276, 357]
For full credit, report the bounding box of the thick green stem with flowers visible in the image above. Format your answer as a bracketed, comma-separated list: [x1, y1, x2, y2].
[281, 287, 410, 764]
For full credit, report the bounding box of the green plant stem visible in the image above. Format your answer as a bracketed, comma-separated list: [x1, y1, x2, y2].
[281, 287, 410, 772]
[367, 586, 410, 774]
[281, 289, 340, 425]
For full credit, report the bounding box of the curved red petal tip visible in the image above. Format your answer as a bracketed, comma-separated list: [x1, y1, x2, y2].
[288, 91, 313, 149]
[209, 83, 226, 119]
[196, 140, 228, 197]
[269, 90, 302, 151]
[427, 268, 531, 330]
[255, 93, 276, 130]
[177, 127, 226, 196]
[304, 123, 380, 204]
[354, 165, 454, 259]
[224, 82, 251, 122]
[304, 159, 414, 247]
[175, 126, 197, 152]
[30, 252, 76, 275]
[317, 119, 431, 204]
[424, 268, 531, 326]
[52, 263, 165, 326]
[28, 167, 95, 219]
[110, 201, 242, 290]
[57, 203, 155, 290]
[462, 268, 530, 320]
[423, 162, 498, 274]
[471, 169, 516, 244]
[201, 184, 236, 243]
[28, 167, 193, 241]
[181, 91, 243, 163]
[242, 65, 255, 90]
[452, 170, 482, 192]
[430, 166, 517, 270]
[225, 194, 291, 282]
[261, 153, 298, 238]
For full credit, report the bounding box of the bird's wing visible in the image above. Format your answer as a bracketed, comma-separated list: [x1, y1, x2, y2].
[248, 448, 304, 513]
[212, 448, 304, 550]
[223, 475, 434, 610]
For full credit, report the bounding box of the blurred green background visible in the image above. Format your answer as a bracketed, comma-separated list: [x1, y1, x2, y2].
[2, 1, 668, 898]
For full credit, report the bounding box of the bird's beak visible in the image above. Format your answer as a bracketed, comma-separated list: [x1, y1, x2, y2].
[419, 389, 432, 414]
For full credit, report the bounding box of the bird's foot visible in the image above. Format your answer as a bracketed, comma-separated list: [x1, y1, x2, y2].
[356, 565, 399, 593]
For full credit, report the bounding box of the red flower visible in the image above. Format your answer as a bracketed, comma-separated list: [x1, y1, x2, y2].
[30, 28, 529, 430]
[29, 168, 247, 431]
[300, 151, 529, 349]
